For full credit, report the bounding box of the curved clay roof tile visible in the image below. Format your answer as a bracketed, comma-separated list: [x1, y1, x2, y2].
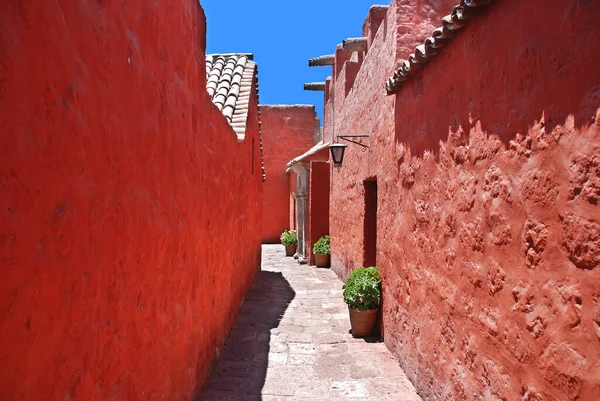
[204, 54, 266, 181]
[386, 0, 495, 94]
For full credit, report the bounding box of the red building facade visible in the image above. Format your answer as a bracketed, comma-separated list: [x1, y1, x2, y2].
[0, 1, 263, 399]
[261, 105, 317, 243]
[323, 1, 600, 399]
[286, 143, 331, 265]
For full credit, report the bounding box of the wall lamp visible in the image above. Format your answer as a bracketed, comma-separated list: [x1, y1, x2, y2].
[328, 135, 370, 168]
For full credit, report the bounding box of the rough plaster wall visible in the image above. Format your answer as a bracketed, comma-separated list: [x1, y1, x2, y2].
[330, 0, 600, 400]
[329, 0, 398, 281]
[0, 1, 263, 399]
[261, 105, 316, 243]
[323, 78, 333, 144]
[362, 5, 388, 45]
[394, 0, 456, 63]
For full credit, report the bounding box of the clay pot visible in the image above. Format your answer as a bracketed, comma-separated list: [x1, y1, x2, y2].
[284, 245, 297, 257]
[348, 307, 379, 337]
[314, 253, 330, 268]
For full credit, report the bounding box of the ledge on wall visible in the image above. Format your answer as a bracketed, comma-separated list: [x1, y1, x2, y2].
[385, 0, 494, 95]
[286, 141, 331, 173]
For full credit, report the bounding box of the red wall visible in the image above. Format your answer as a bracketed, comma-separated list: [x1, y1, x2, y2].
[328, 1, 600, 400]
[261, 105, 316, 243]
[308, 161, 330, 265]
[0, 1, 263, 399]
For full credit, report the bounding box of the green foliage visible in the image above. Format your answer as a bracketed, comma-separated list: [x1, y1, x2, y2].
[313, 235, 330, 255]
[342, 266, 381, 311]
[280, 229, 298, 246]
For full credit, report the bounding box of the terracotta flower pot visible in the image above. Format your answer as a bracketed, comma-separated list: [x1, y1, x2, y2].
[314, 253, 330, 268]
[284, 245, 297, 257]
[348, 307, 379, 337]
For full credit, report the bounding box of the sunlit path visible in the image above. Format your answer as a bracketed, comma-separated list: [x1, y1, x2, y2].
[202, 245, 421, 400]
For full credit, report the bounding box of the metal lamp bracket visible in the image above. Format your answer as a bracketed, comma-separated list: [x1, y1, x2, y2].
[337, 135, 370, 151]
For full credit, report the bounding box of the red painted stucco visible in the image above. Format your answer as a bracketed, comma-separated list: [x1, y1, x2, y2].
[260, 105, 316, 243]
[327, 1, 600, 400]
[0, 1, 262, 399]
[308, 161, 330, 265]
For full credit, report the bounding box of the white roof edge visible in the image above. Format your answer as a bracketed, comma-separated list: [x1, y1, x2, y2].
[285, 141, 331, 172]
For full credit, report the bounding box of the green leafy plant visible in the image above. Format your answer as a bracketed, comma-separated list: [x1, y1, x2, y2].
[342, 266, 381, 311]
[280, 229, 298, 246]
[313, 235, 330, 255]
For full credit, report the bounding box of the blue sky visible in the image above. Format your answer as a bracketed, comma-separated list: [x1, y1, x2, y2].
[201, 0, 378, 121]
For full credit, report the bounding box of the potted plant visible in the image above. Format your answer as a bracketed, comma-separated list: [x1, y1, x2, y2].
[280, 229, 298, 257]
[313, 235, 330, 268]
[342, 266, 381, 337]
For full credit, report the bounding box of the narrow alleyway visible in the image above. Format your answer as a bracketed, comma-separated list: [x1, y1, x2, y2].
[202, 245, 421, 400]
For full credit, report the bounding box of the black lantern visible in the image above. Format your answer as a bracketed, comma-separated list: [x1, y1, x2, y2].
[329, 143, 347, 168]
[329, 135, 369, 168]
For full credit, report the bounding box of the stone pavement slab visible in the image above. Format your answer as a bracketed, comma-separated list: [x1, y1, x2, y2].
[202, 245, 421, 401]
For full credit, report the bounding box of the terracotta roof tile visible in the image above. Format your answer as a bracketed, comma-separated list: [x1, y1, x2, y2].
[205, 53, 266, 182]
[206, 54, 256, 131]
[386, 0, 494, 94]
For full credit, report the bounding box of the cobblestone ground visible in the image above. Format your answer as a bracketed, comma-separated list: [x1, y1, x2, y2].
[202, 245, 422, 401]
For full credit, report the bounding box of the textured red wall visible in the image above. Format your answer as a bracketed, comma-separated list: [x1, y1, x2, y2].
[261, 105, 316, 243]
[308, 161, 330, 265]
[0, 1, 263, 399]
[329, 0, 600, 400]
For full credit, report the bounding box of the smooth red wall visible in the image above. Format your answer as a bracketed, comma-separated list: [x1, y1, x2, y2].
[0, 1, 263, 399]
[261, 105, 316, 243]
[329, 0, 600, 400]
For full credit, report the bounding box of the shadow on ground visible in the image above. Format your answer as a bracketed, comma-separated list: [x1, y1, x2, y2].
[348, 330, 383, 344]
[200, 270, 295, 401]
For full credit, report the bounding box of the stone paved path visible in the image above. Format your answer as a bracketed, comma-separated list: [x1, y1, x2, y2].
[202, 245, 421, 401]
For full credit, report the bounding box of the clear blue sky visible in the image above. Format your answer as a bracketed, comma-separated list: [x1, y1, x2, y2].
[201, 0, 378, 122]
